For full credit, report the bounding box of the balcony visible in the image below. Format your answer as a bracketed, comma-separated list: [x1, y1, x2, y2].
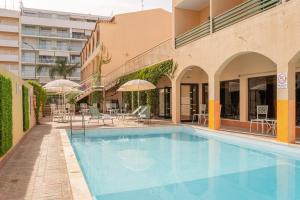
[0, 54, 19, 62]
[22, 29, 76, 40]
[0, 24, 19, 33]
[175, 0, 281, 48]
[175, 21, 210, 48]
[0, 39, 19, 48]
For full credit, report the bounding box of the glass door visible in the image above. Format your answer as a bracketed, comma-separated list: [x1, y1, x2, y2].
[180, 84, 198, 121]
[159, 88, 172, 118]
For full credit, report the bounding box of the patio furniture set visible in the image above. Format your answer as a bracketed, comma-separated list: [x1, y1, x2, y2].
[192, 105, 277, 136]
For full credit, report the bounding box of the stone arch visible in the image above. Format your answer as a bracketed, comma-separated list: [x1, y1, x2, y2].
[215, 51, 277, 79]
[172, 65, 209, 123]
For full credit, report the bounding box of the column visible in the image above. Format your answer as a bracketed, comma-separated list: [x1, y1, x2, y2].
[276, 65, 296, 143]
[208, 76, 221, 130]
[172, 79, 181, 123]
[240, 77, 248, 122]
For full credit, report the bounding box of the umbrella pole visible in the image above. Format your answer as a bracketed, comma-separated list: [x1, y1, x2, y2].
[131, 91, 134, 111]
[138, 91, 140, 107]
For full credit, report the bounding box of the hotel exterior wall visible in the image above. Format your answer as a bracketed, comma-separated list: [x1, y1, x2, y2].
[0, 69, 36, 162]
[0, 9, 21, 76]
[81, 9, 172, 82]
[172, 0, 300, 143]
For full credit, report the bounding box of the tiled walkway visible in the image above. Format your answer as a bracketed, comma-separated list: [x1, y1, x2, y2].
[0, 124, 72, 200]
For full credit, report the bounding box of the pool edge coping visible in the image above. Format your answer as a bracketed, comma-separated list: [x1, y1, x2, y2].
[60, 129, 93, 200]
[188, 125, 300, 149]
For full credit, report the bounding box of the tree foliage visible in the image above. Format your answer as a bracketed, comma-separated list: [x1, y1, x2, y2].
[0, 74, 12, 157]
[28, 81, 46, 124]
[22, 85, 30, 131]
[117, 60, 173, 114]
[37, 58, 79, 79]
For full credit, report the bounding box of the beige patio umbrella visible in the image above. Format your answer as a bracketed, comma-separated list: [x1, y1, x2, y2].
[43, 79, 81, 122]
[117, 79, 156, 109]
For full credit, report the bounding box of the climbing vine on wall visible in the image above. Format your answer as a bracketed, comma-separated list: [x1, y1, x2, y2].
[117, 60, 173, 114]
[0, 74, 12, 157]
[28, 81, 46, 125]
[22, 85, 30, 131]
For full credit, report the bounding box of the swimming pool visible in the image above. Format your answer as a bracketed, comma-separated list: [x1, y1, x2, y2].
[69, 126, 300, 200]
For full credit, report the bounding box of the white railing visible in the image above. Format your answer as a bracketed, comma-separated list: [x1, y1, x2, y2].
[101, 38, 173, 89]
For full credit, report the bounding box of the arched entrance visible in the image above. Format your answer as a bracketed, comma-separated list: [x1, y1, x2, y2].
[174, 66, 209, 123]
[214, 52, 277, 134]
[156, 75, 172, 118]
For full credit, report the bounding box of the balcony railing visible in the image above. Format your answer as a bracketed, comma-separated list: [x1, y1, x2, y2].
[175, 0, 281, 48]
[175, 21, 210, 48]
[101, 39, 173, 89]
[213, 0, 280, 32]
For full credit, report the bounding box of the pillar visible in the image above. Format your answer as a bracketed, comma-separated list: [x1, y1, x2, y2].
[208, 76, 221, 130]
[240, 77, 248, 122]
[276, 65, 296, 143]
[172, 79, 181, 123]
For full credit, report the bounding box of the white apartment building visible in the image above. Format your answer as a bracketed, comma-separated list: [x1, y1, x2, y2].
[20, 6, 111, 83]
[0, 8, 21, 76]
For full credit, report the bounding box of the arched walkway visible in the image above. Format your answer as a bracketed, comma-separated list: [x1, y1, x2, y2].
[210, 52, 278, 132]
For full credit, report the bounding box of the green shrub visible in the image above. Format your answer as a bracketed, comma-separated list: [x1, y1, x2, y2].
[22, 85, 30, 131]
[28, 81, 46, 124]
[0, 74, 12, 157]
[117, 60, 173, 114]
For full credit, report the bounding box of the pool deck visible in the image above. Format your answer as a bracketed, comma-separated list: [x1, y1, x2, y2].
[0, 123, 72, 200]
[0, 116, 299, 199]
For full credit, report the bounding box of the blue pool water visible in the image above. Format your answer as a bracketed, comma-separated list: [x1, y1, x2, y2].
[69, 126, 300, 200]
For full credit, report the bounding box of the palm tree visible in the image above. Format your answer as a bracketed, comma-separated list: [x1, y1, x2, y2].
[37, 58, 79, 80]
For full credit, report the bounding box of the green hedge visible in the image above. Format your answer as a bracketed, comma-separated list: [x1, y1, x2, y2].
[28, 81, 46, 124]
[22, 85, 30, 131]
[0, 74, 12, 157]
[117, 60, 173, 114]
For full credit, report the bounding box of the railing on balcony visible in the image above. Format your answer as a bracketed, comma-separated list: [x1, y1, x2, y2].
[175, 21, 210, 48]
[175, 0, 281, 48]
[213, 0, 280, 32]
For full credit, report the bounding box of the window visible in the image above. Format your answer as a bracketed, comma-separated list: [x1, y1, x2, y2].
[22, 65, 35, 78]
[202, 83, 208, 106]
[220, 80, 240, 120]
[72, 32, 85, 39]
[296, 73, 300, 126]
[248, 76, 276, 120]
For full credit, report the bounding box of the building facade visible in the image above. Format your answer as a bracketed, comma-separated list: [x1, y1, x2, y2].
[0, 8, 21, 76]
[171, 0, 300, 143]
[20, 6, 111, 83]
[79, 9, 172, 101]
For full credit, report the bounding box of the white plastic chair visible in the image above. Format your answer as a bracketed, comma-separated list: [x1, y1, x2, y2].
[192, 104, 207, 124]
[250, 105, 268, 133]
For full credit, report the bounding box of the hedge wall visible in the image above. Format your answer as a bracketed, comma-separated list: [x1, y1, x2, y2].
[28, 81, 46, 124]
[22, 85, 30, 131]
[0, 74, 12, 157]
[117, 60, 173, 114]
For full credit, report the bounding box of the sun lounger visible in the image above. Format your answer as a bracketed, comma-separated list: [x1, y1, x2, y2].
[88, 106, 114, 124]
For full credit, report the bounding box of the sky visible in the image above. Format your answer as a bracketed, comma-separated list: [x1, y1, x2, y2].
[1, 0, 172, 16]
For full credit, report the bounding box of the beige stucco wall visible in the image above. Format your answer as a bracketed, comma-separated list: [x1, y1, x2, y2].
[81, 9, 172, 81]
[100, 9, 172, 76]
[157, 75, 172, 88]
[174, 6, 209, 36]
[212, 0, 245, 17]
[0, 69, 36, 161]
